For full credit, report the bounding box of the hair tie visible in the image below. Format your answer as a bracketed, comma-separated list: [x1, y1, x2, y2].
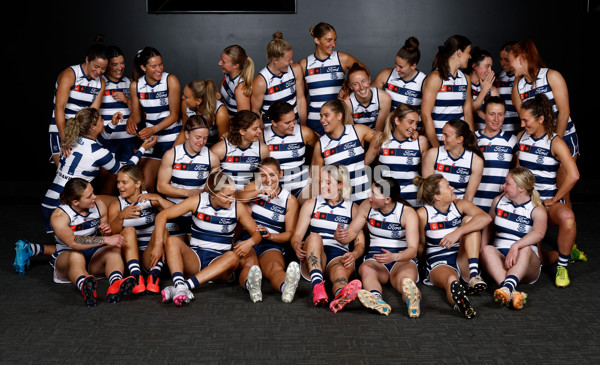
[438, 45, 445, 53]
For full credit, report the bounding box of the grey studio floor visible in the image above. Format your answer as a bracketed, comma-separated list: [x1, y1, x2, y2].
[1, 188, 599, 364]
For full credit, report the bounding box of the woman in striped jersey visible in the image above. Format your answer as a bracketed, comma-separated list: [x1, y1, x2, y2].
[467, 47, 499, 131]
[218, 45, 255, 116]
[108, 165, 173, 295]
[495, 41, 521, 133]
[421, 35, 474, 148]
[155, 171, 263, 306]
[415, 174, 491, 318]
[481, 167, 547, 310]
[515, 94, 581, 288]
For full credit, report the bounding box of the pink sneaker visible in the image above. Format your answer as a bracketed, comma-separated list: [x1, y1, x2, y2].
[330, 279, 362, 313]
[312, 281, 328, 306]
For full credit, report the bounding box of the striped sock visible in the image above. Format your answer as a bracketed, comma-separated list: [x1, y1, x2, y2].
[30, 243, 44, 256]
[76, 275, 86, 291]
[172, 272, 185, 287]
[370, 290, 383, 299]
[108, 271, 123, 285]
[127, 260, 141, 277]
[186, 276, 200, 290]
[502, 275, 519, 293]
[150, 260, 164, 277]
[558, 253, 570, 268]
[310, 269, 323, 287]
[468, 258, 480, 278]
[334, 287, 342, 297]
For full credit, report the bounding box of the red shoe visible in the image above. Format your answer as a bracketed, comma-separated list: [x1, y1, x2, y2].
[312, 281, 328, 306]
[81, 275, 97, 307]
[145, 275, 160, 294]
[106, 276, 136, 303]
[132, 275, 146, 295]
[330, 279, 362, 313]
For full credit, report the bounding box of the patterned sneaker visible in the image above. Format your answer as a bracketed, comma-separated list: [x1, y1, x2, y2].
[510, 290, 528, 310]
[357, 289, 391, 316]
[402, 278, 421, 318]
[247, 265, 263, 303]
[312, 281, 328, 306]
[81, 275, 97, 307]
[451, 281, 476, 319]
[14, 240, 32, 275]
[493, 287, 511, 306]
[555, 266, 570, 288]
[282, 262, 301, 303]
[570, 244, 588, 262]
[132, 275, 146, 295]
[467, 275, 487, 295]
[161, 286, 177, 303]
[330, 279, 362, 313]
[145, 275, 160, 294]
[106, 276, 136, 303]
[162, 285, 194, 306]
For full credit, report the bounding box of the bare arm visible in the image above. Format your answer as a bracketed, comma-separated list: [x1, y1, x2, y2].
[421, 72, 442, 148]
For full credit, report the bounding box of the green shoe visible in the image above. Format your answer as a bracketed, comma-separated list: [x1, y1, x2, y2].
[570, 244, 588, 262]
[555, 266, 570, 288]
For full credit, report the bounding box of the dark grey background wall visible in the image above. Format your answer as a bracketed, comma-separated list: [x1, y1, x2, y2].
[6, 0, 597, 200]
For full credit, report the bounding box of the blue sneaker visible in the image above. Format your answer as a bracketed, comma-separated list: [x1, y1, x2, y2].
[14, 240, 32, 275]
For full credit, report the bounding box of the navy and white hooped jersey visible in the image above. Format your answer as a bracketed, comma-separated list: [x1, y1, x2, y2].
[190, 192, 237, 252]
[495, 71, 521, 133]
[367, 202, 407, 249]
[98, 75, 132, 144]
[54, 203, 102, 253]
[220, 73, 245, 116]
[220, 137, 262, 190]
[431, 71, 468, 142]
[50, 65, 103, 135]
[349, 87, 380, 129]
[168, 143, 212, 205]
[433, 147, 474, 200]
[304, 51, 346, 133]
[309, 196, 353, 252]
[185, 99, 225, 148]
[378, 135, 422, 207]
[137, 72, 182, 145]
[518, 133, 560, 200]
[257, 65, 298, 121]
[517, 68, 577, 140]
[117, 193, 156, 249]
[384, 69, 426, 109]
[242, 188, 290, 241]
[493, 194, 539, 256]
[320, 125, 370, 202]
[474, 130, 518, 213]
[424, 202, 463, 259]
[263, 123, 308, 194]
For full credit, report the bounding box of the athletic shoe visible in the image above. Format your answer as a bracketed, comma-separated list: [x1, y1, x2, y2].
[162, 284, 194, 306]
[330, 279, 362, 313]
[161, 286, 176, 303]
[451, 281, 476, 319]
[402, 278, 421, 318]
[570, 244, 588, 262]
[247, 265, 263, 303]
[312, 281, 328, 306]
[106, 276, 136, 303]
[132, 275, 146, 295]
[510, 290, 527, 310]
[281, 261, 301, 303]
[81, 275, 97, 307]
[493, 287, 511, 306]
[14, 240, 32, 275]
[555, 266, 570, 288]
[466, 275, 487, 295]
[145, 275, 160, 294]
[357, 289, 391, 316]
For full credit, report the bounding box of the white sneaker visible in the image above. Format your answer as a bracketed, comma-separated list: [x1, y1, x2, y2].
[281, 261, 301, 303]
[247, 265, 263, 303]
[162, 284, 194, 305]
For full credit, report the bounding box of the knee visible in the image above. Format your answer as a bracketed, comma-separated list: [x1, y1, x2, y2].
[304, 233, 324, 249]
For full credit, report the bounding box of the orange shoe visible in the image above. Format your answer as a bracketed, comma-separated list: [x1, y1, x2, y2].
[510, 291, 528, 310]
[132, 275, 146, 295]
[81, 275, 97, 307]
[106, 276, 136, 303]
[145, 275, 160, 294]
[494, 287, 510, 306]
[312, 281, 328, 306]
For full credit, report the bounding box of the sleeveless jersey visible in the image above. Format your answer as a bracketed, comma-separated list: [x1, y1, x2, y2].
[378, 135, 422, 207]
[433, 146, 474, 200]
[117, 193, 156, 249]
[309, 196, 353, 252]
[304, 51, 345, 134]
[474, 130, 518, 213]
[54, 203, 101, 253]
[431, 71, 468, 142]
[424, 202, 463, 261]
[384, 69, 426, 109]
[185, 99, 225, 148]
[493, 194, 539, 256]
[367, 202, 407, 249]
[220, 73, 244, 116]
[320, 125, 370, 202]
[241, 188, 290, 241]
[263, 123, 308, 194]
[349, 87, 380, 129]
[220, 137, 262, 190]
[168, 143, 212, 205]
[257, 65, 298, 122]
[518, 133, 560, 200]
[98, 75, 132, 143]
[190, 192, 237, 252]
[495, 71, 521, 133]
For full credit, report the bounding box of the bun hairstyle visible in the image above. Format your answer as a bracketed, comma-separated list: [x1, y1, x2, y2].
[310, 22, 336, 39]
[397, 36, 421, 66]
[445, 119, 485, 160]
[62, 107, 100, 148]
[266, 31, 293, 62]
[60, 178, 91, 205]
[86, 41, 109, 63]
[133, 46, 161, 80]
[432, 34, 471, 81]
[521, 93, 555, 137]
[222, 45, 255, 97]
[413, 174, 444, 206]
[185, 79, 218, 124]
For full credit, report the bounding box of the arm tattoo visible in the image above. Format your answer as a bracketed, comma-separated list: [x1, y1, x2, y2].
[74, 235, 105, 245]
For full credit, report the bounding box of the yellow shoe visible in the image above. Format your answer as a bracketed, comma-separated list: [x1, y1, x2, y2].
[555, 266, 570, 288]
[570, 244, 588, 262]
